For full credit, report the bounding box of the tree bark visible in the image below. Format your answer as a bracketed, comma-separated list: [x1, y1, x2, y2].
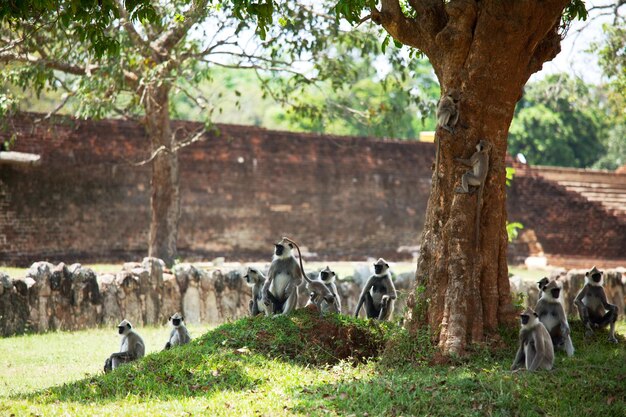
[143, 84, 179, 266]
[376, 0, 571, 355]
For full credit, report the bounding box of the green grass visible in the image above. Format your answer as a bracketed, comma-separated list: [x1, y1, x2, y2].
[1, 312, 625, 416]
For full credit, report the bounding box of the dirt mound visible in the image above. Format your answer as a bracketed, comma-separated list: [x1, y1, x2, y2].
[201, 306, 390, 365]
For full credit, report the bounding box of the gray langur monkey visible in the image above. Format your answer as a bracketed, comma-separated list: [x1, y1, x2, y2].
[535, 280, 574, 356]
[455, 139, 491, 248]
[104, 319, 145, 373]
[164, 312, 191, 350]
[306, 266, 341, 314]
[574, 266, 619, 343]
[354, 258, 397, 321]
[434, 89, 461, 182]
[511, 307, 554, 372]
[436, 89, 460, 134]
[262, 237, 338, 316]
[245, 267, 272, 316]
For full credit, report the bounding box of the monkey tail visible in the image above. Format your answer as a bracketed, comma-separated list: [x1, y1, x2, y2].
[282, 236, 311, 283]
[475, 184, 484, 250]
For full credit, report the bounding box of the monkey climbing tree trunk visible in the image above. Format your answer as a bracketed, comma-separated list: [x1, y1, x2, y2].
[143, 83, 180, 267]
[366, 0, 573, 354]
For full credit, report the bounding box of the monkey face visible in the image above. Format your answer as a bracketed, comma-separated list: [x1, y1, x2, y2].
[374, 258, 389, 275]
[172, 317, 182, 326]
[550, 288, 560, 299]
[117, 320, 133, 334]
[274, 240, 294, 258]
[592, 273, 601, 283]
[520, 314, 529, 325]
[320, 266, 335, 283]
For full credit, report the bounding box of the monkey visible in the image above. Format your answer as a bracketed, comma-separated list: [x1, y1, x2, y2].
[164, 312, 191, 350]
[104, 319, 145, 373]
[433, 89, 461, 182]
[262, 237, 338, 316]
[534, 280, 574, 356]
[454, 139, 491, 248]
[537, 277, 550, 292]
[511, 307, 554, 372]
[354, 258, 397, 321]
[574, 266, 618, 343]
[319, 266, 341, 314]
[244, 267, 273, 316]
[436, 89, 460, 134]
[306, 266, 341, 314]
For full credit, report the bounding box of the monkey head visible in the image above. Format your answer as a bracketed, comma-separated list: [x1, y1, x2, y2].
[374, 258, 390, 276]
[274, 237, 294, 259]
[446, 89, 461, 103]
[585, 266, 603, 286]
[476, 139, 492, 153]
[543, 280, 561, 300]
[118, 319, 132, 335]
[519, 307, 538, 327]
[537, 277, 549, 291]
[244, 267, 262, 286]
[319, 266, 336, 284]
[169, 312, 184, 327]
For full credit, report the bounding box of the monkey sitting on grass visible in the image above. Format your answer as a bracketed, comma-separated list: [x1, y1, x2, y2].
[104, 319, 145, 373]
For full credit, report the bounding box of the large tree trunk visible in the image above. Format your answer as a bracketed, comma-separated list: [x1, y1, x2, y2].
[143, 84, 179, 266]
[374, 1, 570, 355]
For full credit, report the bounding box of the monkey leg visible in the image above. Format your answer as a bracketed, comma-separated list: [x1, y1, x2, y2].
[111, 352, 134, 370]
[563, 335, 575, 357]
[601, 305, 619, 343]
[363, 293, 380, 319]
[455, 173, 480, 194]
[576, 303, 594, 336]
[280, 284, 299, 315]
[103, 357, 112, 373]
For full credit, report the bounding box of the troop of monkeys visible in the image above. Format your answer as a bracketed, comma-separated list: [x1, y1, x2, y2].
[104, 237, 397, 372]
[103, 238, 618, 375]
[512, 266, 619, 371]
[245, 237, 397, 320]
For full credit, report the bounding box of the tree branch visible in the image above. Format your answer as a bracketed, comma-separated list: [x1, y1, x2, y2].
[151, 0, 209, 56]
[114, 0, 154, 53]
[370, 0, 446, 56]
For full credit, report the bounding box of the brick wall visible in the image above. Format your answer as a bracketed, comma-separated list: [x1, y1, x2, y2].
[507, 168, 626, 261]
[1, 113, 624, 266]
[0, 114, 433, 265]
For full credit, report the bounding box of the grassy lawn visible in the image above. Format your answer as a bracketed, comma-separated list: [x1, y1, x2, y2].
[1, 311, 625, 417]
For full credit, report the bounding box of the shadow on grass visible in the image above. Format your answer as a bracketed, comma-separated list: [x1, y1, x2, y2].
[286, 320, 626, 417]
[21, 307, 393, 404]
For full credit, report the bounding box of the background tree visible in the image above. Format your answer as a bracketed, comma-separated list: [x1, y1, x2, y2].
[508, 74, 607, 168]
[1, 1, 430, 265]
[336, 0, 587, 355]
[594, 3, 626, 170]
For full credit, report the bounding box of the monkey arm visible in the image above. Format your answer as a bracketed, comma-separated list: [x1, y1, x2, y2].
[574, 285, 589, 307]
[354, 278, 375, 317]
[261, 268, 274, 303]
[527, 331, 546, 371]
[386, 276, 397, 299]
[511, 342, 525, 370]
[454, 157, 473, 167]
[598, 289, 617, 311]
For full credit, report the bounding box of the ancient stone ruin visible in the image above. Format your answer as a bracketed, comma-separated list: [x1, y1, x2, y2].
[1, 259, 624, 337]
